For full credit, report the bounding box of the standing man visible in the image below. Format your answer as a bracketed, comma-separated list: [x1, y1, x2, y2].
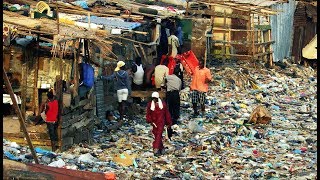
[154, 60, 169, 90]
[146, 92, 172, 156]
[39, 91, 59, 151]
[131, 57, 144, 104]
[168, 30, 180, 58]
[190, 60, 212, 117]
[131, 56, 144, 91]
[101, 61, 130, 121]
[165, 68, 182, 125]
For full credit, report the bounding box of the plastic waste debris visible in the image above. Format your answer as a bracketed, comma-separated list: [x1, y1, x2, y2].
[48, 159, 66, 168]
[78, 153, 97, 164]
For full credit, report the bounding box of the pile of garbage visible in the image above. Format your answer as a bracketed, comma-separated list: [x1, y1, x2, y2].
[3, 62, 317, 179]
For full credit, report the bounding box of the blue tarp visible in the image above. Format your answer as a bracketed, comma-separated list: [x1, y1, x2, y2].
[79, 16, 141, 30]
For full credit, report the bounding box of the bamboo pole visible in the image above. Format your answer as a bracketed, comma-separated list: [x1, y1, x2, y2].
[3, 68, 39, 164]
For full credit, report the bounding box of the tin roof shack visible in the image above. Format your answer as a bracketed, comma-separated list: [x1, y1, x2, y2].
[3, 5, 118, 151]
[291, 1, 317, 66]
[185, 1, 281, 66]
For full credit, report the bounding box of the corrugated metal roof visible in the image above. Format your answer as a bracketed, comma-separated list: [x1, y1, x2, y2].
[79, 16, 142, 30]
[229, 0, 281, 7]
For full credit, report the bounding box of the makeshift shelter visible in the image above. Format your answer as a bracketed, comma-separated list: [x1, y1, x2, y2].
[3, 0, 183, 151]
[2, 2, 122, 151]
[181, 0, 288, 66]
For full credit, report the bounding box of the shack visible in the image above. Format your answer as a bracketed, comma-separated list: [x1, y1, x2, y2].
[3, 1, 119, 151]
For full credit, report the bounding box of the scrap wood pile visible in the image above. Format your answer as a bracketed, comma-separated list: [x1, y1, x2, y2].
[3, 59, 317, 179]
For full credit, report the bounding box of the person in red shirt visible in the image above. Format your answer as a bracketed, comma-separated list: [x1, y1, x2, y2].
[39, 90, 59, 151]
[190, 60, 212, 117]
[146, 92, 172, 156]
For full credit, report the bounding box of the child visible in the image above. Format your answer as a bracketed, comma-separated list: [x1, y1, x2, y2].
[146, 92, 172, 156]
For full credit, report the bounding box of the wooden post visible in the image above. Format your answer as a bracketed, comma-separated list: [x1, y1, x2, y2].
[21, 63, 27, 120]
[33, 35, 40, 116]
[56, 0, 60, 34]
[262, 16, 267, 63]
[267, 16, 273, 67]
[74, 39, 80, 98]
[222, 10, 227, 61]
[139, 44, 147, 62]
[57, 51, 64, 151]
[251, 14, 256, 67]
[257, 16, 261, 59]
[88, 12, 91, 29]
[72, 41, 79, 97]
[186, 0, 189, 16]
[3, 68, 39, 164]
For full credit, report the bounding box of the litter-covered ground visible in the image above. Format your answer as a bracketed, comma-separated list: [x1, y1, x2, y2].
[3, 61, 317, 179]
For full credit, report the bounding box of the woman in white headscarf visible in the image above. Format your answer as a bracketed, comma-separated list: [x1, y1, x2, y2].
[146, 92, 172, 156]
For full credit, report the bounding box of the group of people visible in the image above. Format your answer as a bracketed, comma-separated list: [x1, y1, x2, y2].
[100, 51, 212, 156]
[146, 59, 212, 156]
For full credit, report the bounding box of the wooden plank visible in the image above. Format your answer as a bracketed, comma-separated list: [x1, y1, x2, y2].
[21, 63, 27, 120]
[131, 91, 166, 98]
[213, 27, 258, 32]
[139, 44, 147, 62]
[3, 68, 40, 164]
[254, 51, 274, 57]
[33, 44, 39, 116]
[251, 14, 255, 66]
[228, 54, 252, 57]
[254, 41, 275, 46]
[109, 34, 155, 46]
[188, 10, 250, 20]
[222, 10, 227, 61]
[267, 16, 273, 67]
[4, 137, 52, 146]
[62, 111, 89, 128]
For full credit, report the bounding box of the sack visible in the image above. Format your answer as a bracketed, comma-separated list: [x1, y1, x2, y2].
[80, 63, 94, 88]
[40, 111, 47, 122]
[248, 105, 272, 124]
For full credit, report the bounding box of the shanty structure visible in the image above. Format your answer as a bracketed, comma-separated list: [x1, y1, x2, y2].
[2, 0, 182, 151]
[185, 0, 286, 66]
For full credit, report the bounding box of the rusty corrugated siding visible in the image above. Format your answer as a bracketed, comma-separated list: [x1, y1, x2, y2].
[293, 2, 307, 27]
[291, 1, 317, 63]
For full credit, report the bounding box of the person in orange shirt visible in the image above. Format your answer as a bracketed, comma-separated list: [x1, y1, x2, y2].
[190, 60, 212, 117]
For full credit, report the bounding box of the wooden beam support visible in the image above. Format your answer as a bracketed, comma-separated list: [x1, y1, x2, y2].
[3, 68, 39, 164]
[267, 16, 273, 67]
[188, 10, 250, 20]
[222, 10, 227, 61]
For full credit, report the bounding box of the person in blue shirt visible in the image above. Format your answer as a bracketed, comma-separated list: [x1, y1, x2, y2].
[101, 61, 130, 121]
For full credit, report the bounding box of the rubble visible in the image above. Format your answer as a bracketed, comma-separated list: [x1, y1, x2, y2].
[3, 62, 317, 179]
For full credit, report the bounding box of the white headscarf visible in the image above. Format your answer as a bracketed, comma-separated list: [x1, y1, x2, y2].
[150, 92, 163, 111]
